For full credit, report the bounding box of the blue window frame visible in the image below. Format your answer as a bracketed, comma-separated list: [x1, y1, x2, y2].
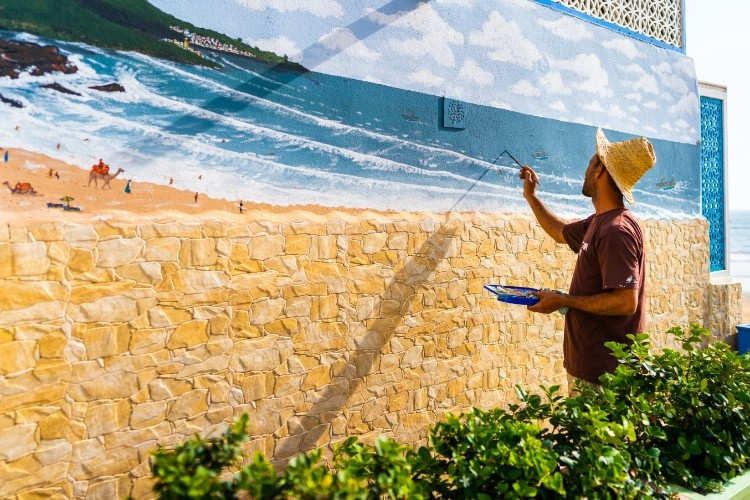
[700, 96, 726, 272]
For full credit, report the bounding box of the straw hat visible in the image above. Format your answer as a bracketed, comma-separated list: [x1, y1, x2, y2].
[595, 128, 656, 205]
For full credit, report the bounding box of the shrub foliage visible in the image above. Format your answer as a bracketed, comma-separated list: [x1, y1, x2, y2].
[147, 324, 750, 498]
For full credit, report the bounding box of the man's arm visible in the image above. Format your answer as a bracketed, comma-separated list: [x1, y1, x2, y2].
[528, 288, 638, 316]
[519, 165, 566, 243]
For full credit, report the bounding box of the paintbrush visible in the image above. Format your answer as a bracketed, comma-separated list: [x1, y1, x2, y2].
[499, 149, 523, 168]
[498, 150, 540, 185]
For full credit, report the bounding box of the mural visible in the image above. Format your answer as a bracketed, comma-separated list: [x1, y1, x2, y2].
[0, 0, 701, 219]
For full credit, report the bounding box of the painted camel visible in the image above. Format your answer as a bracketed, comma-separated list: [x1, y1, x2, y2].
[3, 180, 37, 194]
[88, 167, 125, 188]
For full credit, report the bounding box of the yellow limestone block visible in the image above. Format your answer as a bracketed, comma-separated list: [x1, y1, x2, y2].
[311, 235, 337, 260]
[12, 242, 51, 276]
[0, 340, 36, 375]
[167, 389, 209, 421]
[0, 423, 37, 461]
[95, 237, 145, 268]
[83, 324, 129, 359]
[285, 233, 311, 255]
[249, 234, 285, 260]
[38, 412, 86, 441]
[85, 399, 132, 438]
[0, 281, 67, 311]
[130, 401, 167, 430]
[167, 320, 209, 349]
[144, 236, 181, 261]
[242, 372, 275, 401]
[139, 222, 202, 239]
[179, 238, 218, 267]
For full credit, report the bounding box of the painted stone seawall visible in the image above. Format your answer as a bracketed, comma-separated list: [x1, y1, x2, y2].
[0, 213, 741, 498]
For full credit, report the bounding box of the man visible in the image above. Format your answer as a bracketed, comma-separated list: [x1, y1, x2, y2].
[518, 128, 656, 390]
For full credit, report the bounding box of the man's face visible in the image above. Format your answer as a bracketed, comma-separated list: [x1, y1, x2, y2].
[581, 154, 600, 198]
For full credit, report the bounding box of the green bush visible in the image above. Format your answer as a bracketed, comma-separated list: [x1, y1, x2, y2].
[147, 323, 750, 498]
[597, 324, 750, 492]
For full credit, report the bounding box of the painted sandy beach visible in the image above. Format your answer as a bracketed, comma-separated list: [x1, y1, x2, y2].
[0, 147, 416, 225]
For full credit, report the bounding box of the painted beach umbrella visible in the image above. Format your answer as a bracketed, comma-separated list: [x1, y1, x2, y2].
[60, 195, 74, 207]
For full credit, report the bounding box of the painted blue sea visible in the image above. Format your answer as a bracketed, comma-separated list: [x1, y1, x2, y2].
[730, 210, 750, 295]
[0, 31, 700, 217]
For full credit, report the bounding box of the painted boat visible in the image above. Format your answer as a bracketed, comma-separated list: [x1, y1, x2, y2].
[656, 176, 676, 190]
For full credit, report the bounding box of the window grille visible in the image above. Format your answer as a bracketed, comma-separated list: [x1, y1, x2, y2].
[544, 0, 683, 49]
[700, 95, 726, 272]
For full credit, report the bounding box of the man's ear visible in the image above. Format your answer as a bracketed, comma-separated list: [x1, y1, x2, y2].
[595, 162, 607, 178]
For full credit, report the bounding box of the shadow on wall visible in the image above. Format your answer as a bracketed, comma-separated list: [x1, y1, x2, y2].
[290, 215, 464, 459]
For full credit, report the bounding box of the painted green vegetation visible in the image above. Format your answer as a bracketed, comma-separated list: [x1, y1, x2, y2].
[147, 324, 750, 499]
[0, 0, 305, 70]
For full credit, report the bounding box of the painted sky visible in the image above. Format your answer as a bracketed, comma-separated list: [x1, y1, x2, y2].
[148, 0, 700, 145]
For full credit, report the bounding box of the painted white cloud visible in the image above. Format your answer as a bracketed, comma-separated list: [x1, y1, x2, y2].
[506, 0, 536, 10]
[247, 36, 300, 58]
[625, 92, 642, 102]
[366, 7, 401, 25]
[539, 71, 572, 95]
[490, 99, 512, 110]
[538, 17, 592, 41]
[602, 38, 638, 59]
[651, 62, 689, 94]
[631, 73, 659, 94]
[583, 100, 606, 113]
[660, 73, 689, 94]
[652, 61, 671, 74]
[436, 0, 474, 7]
[550, 54, 611, 97]
[443, 84, 469, 100]
[550, 100, 567, 112]
[469, 11, 541, 70]
[668, 92, 699, 115]
[673, 57, 696, 78]
[607, 104, 627, 119]
[660, 122, 676, 132]
[621, 63, 646, 75]
[408, 68, 445, 87]
[234, 0, 343, 18]
[373, 3, 463, 67]
[512, 79, 541, 97]
[319, 29, 381, 61]
[643, 101, 659, 109]
[619, 63, 658, 94]
[459, 59, 494, 86]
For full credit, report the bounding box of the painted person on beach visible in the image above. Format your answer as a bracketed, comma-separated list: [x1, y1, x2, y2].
[518, 128, 656, 393]
[124, 179, 131, 194]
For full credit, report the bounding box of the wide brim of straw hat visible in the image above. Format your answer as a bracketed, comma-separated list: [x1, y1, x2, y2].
[595, 128, 656, 205]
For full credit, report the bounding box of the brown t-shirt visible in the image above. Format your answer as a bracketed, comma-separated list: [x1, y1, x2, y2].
[561, 208, 646, 383]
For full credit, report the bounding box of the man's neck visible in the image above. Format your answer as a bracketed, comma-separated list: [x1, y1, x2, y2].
[592, 193, 625, 214]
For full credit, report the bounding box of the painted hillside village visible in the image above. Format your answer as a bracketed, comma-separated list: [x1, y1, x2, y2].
[1, 0, 749, 499]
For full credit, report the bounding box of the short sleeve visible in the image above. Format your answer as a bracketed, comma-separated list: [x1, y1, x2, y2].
[597, 228, 641, 289]
[562, 215, 593, 254]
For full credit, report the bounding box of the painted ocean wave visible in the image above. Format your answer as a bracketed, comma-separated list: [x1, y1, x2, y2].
[0, 30, 700, 217]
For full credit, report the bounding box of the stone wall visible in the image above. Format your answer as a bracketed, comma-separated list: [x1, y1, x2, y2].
[0, 213, 742, 499]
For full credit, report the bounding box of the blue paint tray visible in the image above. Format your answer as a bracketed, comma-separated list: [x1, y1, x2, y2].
[484, 284, 540, 306]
